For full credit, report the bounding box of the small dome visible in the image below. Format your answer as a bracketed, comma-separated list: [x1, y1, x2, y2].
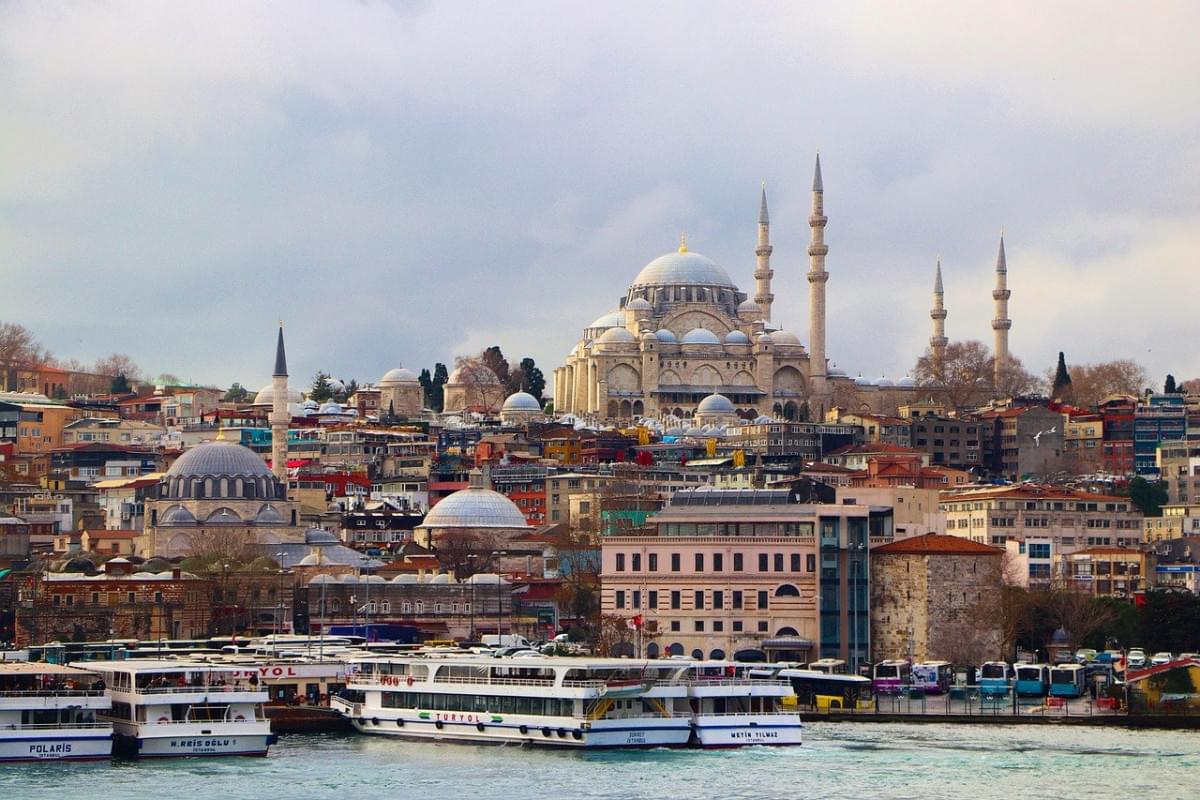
[655, 329, 678, 343]
[724, 330, 750, 345]
[428, 573, 452, 584]
[828, 365, 848, 378]
[254, 384, 304, 405]
[204, 507, 243, 525]
[318, 402, 343, 414]
[626, 297, 653, 311]
[597, 327, 636, 344]
[328, 379, 345, 393]
[630, 250, 736, 290]
[447, 364, 500, 384]
[770, 330, 801, 345]
[588, 311, 624, 330]
[298, 553, 322, 567]
[897, 376, 917, 388]
[302, 399, 320, 410]
[877, 377, 895, 388]
[420, 487, 528, 529]
[685, 426, 704, 436]
[697, 393, 735, 414]
[682, 328, 721, 345]
[159, 505, 196, 525]
[756, 333, 774, 345]
[855, 375, 874, 387]
[305, 528, 339, 545]
[503, 392, 542, 412]
[380, 367, 419, 384]
[167, 441, 274, 480]
[255, 505, 285, 525]
[737, 299, 762, 315]
[391, 574, 419, 584]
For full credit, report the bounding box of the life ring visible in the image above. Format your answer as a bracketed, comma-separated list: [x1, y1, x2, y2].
[572, 730, 582, 741]
[235, 714, 246, 722]
[435, 720, 444, 730]
[157, 716, 169, 724]
[519, 725, 529, 735]
[476, 722, 485, 732]
[406, 675, 414, 687]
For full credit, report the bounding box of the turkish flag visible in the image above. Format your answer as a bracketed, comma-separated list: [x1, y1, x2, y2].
[628, 614, 643, 630]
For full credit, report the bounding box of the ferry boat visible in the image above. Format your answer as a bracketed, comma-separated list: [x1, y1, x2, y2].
[0, 663, 114, 762]
[75, 659, 275, 757]
[687, 663, 804, 747]
[336, 653, 695, 748]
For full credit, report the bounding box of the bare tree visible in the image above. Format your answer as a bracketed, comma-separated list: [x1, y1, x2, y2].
[433, 529, 499, 580]
[1043, 584, 1115, 650]
[995, 353, 1041, 398]
[593, 613, 636, 657]
[93, 353, 144, 381]
[453, 355, 505, 413]
[913, 340, 994, 410]
[1060, 360, 1149, 409]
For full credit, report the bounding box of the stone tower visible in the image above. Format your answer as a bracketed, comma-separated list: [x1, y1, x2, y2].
[991, 235, 1012, 387]
[270, 324, 290, 484]
[753, 184, 774, 321]
[807, 153, 829, 401]
[930, 258, 948, 374]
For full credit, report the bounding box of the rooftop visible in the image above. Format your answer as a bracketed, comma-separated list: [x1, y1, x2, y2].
[873, 534, 1004, 556]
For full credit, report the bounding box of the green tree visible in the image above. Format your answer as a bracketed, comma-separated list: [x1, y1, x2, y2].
[222, 382, 250, 403]
[309, 371, 334, 403]
[110, 373, 131, 394]
[1164, 374, 1179, 394]
[519, 357, 546, 401]
[1126, 476, 1168, 517]
[430, 363, 448, 412]
[1052, 352, 1074, 404]
[418, 368, 434, 408]
[481, 346, 510, 387]
[1138, 589, 1200, 653]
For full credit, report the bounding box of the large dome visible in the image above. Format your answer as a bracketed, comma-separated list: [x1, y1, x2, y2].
[380, 367, 418, 384]
[681, 328, 721, 345]
[420, 488, 528, 529]
[167, 441, 273, 480]
[630, 250, 736, 290]
[254, 384, 304, 405]
[502, 392, 542, 412]
[697, 393, 735, 414]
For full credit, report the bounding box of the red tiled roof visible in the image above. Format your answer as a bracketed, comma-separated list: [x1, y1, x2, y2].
[873, 533, 1004, 556]
[825, 442, 924, 457]
[941, 484, 1130, 504]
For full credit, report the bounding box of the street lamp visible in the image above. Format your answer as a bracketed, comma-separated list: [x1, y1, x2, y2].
[274, 551, 287, 654]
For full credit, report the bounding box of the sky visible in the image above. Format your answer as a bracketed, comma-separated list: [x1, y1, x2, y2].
[2, 1, 1198, 395]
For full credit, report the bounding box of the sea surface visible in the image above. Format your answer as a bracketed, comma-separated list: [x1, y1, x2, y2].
[3, 723, 1196, 800]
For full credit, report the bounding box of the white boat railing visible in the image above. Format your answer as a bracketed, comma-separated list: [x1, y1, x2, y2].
[1, 722, 113, 731]
[123, 684, 262, 695]
[690, 710, 801, 717]
[0, 689, 106, 698]
[688, 679, 792, 688]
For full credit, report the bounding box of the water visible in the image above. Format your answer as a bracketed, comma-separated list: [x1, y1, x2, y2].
[3, 723, 1196, 800]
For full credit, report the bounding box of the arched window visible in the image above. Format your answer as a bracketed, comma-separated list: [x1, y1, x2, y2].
[774, 584, 801, 598]
[646, 642, 660, 658]
[203, 478, 214, 498]
[776, 626, 799, 637]
[690, 649, 704, 660]
[235, 478, 244, 497]
[709, 649, 726, 660]
[667, 642, 684, 657]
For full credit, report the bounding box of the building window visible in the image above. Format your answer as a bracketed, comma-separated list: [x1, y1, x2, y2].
[631, 553, 641, 571]
[671, 591, 681, 610]
[695, 553, 705, 572]
[757, 590, 768, 610]
[670, 620, 680, 632]
[632, 590, 641, 609]
[671, 553, 681, 572]
[758, 553, 769, 571]
[774, 553, 784, 572]
[732, 590, 743, 609]
[713, 620, 723, 632]
[790, 553, 801, 572]
[713, 553, 723, 572]
[615, 553, 625, 572]
[713, 590, 724, 609]
[732, 620, 743, 632]
[695, 620, 705, 632]
[733, 553, 744, 571]
[615, 591, 626, 609]
[648, 553, 658, 571]
[648, 591, 658, 609]
[757, 620, 769, 633]
[694, 590, 704, 610]
[806, 554, 816, 572]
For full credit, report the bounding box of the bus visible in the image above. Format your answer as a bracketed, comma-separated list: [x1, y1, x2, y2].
[912, 661, 953, 694]
[807, 658, 848, 674]
[1014, 663, 1049, 697]
[1048, 663, 1087, 698]
[977, 661, 1012, 697]
[781, 668, 875, 712]
[872, 660, 911, 695]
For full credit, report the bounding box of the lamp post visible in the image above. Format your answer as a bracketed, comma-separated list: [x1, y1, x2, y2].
[360, 554, 371, 643]
[274, 551, 287, 654]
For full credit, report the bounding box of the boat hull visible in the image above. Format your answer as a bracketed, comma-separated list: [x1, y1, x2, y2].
[0, 729, 114, 762]
[690, 715, 804, 748]
[349, 710, 691, 749]
[116, 731, 273, 758]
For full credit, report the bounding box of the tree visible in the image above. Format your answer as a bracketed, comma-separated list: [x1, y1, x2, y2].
[157, 373, 181, 387]
[1042, 586, 1116, 653]
[432, 530, 499, 580]
[431, 363, 448, 412]
[453, 355, 505, 413]
[1164, 374, 1179, 394]
[912, 340, 994, 410]
[1138, 589, 1200, 654]
[518, 357, 546, 401]
[110, 373, 131, 394]
[309, 371, 334, 403]
[93, 353, 143, 382]
[418, 368, 434, 408]
[1051, 352, 1074, 404]
[481, 346, 510, 387]
[222, 382, 251, 403]
[0, 321, 51, 389]
[1126, 476, 1168, 517]
[1063, 360, 1148, 409]
[994, 354, 1040, 399]
[1181, 378, 1200, 396]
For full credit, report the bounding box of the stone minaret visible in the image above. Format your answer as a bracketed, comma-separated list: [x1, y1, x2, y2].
[991, 234, 1012, 387]
[270, 324, 290, 485]
[930, 258, 948, 374]
[807, 153, 829, 399]
[753, 184, 774, 321]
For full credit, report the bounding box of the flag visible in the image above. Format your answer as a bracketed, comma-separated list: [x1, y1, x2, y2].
[627, 614, 643, 630]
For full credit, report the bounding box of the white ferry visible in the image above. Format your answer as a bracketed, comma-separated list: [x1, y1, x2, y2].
[74, 659, 275, 758]
[687, 662, 804, 747]
[335, 653, 694, 748]
[0, 663, 114, 762]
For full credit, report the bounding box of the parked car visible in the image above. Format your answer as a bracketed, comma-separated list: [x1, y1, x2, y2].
[1151, 652, 1174, 666]
[1075, 648, 1098, 663]
[1127, 649, 1148, 669]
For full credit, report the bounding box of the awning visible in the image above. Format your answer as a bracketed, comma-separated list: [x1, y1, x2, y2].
[0, 569, 11, 580]
[762, 637, 815, 650]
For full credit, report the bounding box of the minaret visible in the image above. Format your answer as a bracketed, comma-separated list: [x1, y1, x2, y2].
[753, 183, 774, 321]
[270, 323, 290, 486]
[991, 234, 1012, 387]
[930, 258, 948, 375]
[807, 153, 829, 399]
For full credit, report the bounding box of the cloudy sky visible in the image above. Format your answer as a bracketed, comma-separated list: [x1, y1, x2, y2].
[2, 1, 1198, 393]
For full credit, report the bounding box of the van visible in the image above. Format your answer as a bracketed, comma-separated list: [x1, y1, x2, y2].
[481, 634, 532, 648]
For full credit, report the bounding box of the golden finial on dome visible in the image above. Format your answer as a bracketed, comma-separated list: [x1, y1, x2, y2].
[678, 232, 688, 253]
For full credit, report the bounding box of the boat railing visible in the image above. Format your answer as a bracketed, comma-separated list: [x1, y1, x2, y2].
[129, 716, 271, 726]
[688, 678, 792, 688]
[126, 684, 262, 695]
[1, 722, 113, 730]
[690, 710, 801, 717]
[0, 689, 107, 698]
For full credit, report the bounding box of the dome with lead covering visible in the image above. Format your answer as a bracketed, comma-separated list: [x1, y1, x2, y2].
[696, 393, 735, 414]
[380, 367, 419, 384]
[503, 392, 542, 412]
[630, 250, 736, 290]
[682, 328, 721, 345]
[168, 441, 273, 480]
[597, 327, 636, 344]
[655, 329, 678, 343]
[418, 488, 528, 530]
[724, 330, 750, 345]
[253, 384, 304, 405]
[588, 311, 624, 330]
